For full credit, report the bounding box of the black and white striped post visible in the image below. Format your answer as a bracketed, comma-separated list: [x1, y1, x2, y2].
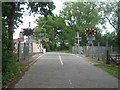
[75, 32, 81, 53]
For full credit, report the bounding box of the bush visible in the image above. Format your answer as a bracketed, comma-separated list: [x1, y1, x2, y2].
[94, 64, 120, 79]
[2, 51, 24, 87]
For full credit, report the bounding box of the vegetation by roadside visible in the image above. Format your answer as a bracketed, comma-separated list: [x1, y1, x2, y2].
[2, 59, 25, 89]
[2, 55, 35, 89]
[93, 63, 120, 79]
[65, 51, 72, 53]
[2, 2, 55, 89]
[76, 54, 120, 80]
[2, 54, 42, 89]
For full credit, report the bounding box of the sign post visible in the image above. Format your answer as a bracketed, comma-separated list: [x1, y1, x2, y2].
[17, 31, 24, 61]
[75, 32, 81, 46]
[38, 34, 44, 53]
[18, 32, 24, 42]
[84, 28, 96, 46]
[84, 28, 97, 57]
[75, 32, 82, 53]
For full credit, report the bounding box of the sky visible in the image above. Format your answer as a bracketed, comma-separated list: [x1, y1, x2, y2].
[13, 1, 114, 39]
[13, 0, 63, 39]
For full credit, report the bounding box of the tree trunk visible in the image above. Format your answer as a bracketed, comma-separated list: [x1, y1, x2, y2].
[117, 1, 120, 53]
[7, 2, 16, 52]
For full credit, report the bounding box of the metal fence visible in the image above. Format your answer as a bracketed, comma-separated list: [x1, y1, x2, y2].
[16, 42, 33, 61]
[72, 45, 119, 64]
[72, 46, 110, 63]
[109, 46, 120, 54]
[72, 46, 83, 54]
[83, 46, 107, 62]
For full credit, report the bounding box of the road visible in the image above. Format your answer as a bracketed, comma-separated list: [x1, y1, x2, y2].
[14, 52, 118, 88]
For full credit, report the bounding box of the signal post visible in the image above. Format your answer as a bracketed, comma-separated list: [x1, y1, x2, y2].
[84, 28, 97, 56]
[84, 28, 96, 46]
[22, 22, 35, 56]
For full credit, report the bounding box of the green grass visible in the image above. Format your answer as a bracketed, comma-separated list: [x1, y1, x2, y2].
[2, 60, 24, 88]
[65, 51, 72, 53]
[93, 63, 120, 79]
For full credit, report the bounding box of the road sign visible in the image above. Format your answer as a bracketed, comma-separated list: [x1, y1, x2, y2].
[84, 28, 96, 36]
[18, 37, 24, 42]
[19, 32, 24, 37]
[87, 36, 95, 41]
[75, 37, 81, 41]
[23, 28, 34, 36]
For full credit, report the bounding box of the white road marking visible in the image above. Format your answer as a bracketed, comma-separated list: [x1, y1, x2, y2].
[58, 53, 63, 65]
[36, 54, 44, 60]
[69, 80, 74, 88]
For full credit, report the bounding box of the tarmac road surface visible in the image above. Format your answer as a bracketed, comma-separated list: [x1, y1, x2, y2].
[14, 52, 119, 88]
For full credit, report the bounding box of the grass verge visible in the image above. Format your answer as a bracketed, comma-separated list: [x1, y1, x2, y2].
[65, 51, 72, 53]
[2, 60, 25, 89]
[93, 63, 120, 79]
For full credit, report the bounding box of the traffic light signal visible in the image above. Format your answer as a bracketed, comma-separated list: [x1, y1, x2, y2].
[84, 28, 96, 36]
[30, 29, 35, 36]
[23, 28, 28, 36]
[23, 28, 34, 36]
[75, 37, 81, 41]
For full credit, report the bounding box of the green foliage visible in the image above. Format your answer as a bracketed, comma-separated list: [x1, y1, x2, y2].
[27, 2, 55, 17]
[60, 2, 103, 46]
[98, 2, 120, 49]
[2, 2, 25, 29]
[35, 15, 69, 51]
[2, 52, 24, 86]
[2, 2, 55, 87]
[100, 2, 118, 30]
[98, 31, 117, 46]
[2, 2, 23, 87]
[35, 2, 118, 51]
[60, 2, 101, 26]
[94, 64, 120, 79]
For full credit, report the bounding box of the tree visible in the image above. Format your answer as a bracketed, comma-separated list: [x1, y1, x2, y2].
[2, 2, 55, 51]
[35, 15, 68, 51]
[2, 2, 25, 52]
[2, 2, 55, 86]
[117, 1, 120, 52]
[27, 2, 55, 17]
[35, 2, 118, 52]
[99, 2, 120, 51]
[60, 2, 102, 46]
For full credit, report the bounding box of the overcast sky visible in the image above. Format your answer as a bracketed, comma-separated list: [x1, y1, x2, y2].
[13, 1, 114, 39]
